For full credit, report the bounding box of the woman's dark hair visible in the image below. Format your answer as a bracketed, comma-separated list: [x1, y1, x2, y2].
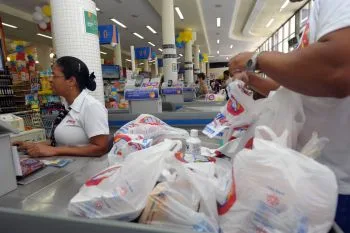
[197, 72, 206, 80]
[223, 70, 230, 77]
[56, 56, 96, 91]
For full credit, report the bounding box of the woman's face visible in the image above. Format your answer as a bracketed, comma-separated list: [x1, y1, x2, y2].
[52, 64, 68, 96]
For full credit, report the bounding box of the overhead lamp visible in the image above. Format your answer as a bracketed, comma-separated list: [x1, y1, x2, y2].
[179, 54, 183, 57]
[266, 18, 275, 28]
[226, 57, 229, 60]
[216, 17, 221, 28]
[199, 49, 201, 53]
[217, 50, 220, 54]
[35, 61, 39, 64]
[110, 18, 127, 28]
[6, 57, 11, 62]
[37, 33, 52, 39]
[217, 39, 220, 44]
[230, 44, 233, 49]
[148, 41, 155, 46]
[133, 32, 144, 39]
[158, 48, 163, 52]
[126, 59, 131, 62]
[146, 25, 157, 34]
[100, 51, 107, 55]
[175, 7, 184, 20]
[49, 53, 55, 59]
[208, 56, 215, 58]
[139, 63, 144, 65]
[280, 0, 289, 12]
[96, 7, 101, 12]
[2, 22, 18, 29]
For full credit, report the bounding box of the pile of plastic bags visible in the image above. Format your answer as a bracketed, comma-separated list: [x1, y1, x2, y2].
[69, 81, 338, 233]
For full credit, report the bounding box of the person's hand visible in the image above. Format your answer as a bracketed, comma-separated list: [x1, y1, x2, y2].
[233, 71, 250, 84]
[25, 143, 57, 158]
[12, 141, 32, 152]
[228, 52, 254, 76]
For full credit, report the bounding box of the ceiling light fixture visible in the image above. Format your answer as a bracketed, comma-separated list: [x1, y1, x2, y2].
[133, 32, 144, 39]
[6, 57, 10, 62]
[148, 41, 155, 46]
[146, 25, 157, 34]
[230, 44, 233, 49]
[217, 39, 220, 44]
[2, 22, 18, 29]
[126, 59, 131, 62]
[96, 7, 100, 12]
[280, 0, 289, 12]
[199, 49, 201, 53]
[37, 33, 52, 39]
[35, 61, 39, 64]
[175, 7, 184, 20]
[158, 48, 163, 52]
[139, 63, 144, 65]
[49, 53, 55, 59]
[179, 54, 183, 57]
[100, 51, 107, 55]
[216, 17, 221, 28]
[217, 50, 220, 54]
[266, 18, 275, 28]
[110, 18, 127, 28]
[226, 57, 229, 60]
[208, 55, 215, 58]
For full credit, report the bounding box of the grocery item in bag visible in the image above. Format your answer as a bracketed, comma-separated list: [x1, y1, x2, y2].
[108, 114, 189, 165]
[203, 80, 256, 139]
[221, 134, 337, 233]
[69, 140, 182, 220]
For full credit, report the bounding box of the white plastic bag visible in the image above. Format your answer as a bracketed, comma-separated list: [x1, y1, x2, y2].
[108, 114, 189, 165]
[300, 132, 329, 159]
[68, 140, 182, 220]
[203, 80, 256, 139]
[221, 134, 338, 233]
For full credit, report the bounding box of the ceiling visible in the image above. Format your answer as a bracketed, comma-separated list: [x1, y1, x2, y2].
[0, 0, 308, 63]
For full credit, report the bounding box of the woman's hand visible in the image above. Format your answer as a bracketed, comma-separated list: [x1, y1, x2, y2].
[228, 52, 254, 76]
[13, 141, 57, 157]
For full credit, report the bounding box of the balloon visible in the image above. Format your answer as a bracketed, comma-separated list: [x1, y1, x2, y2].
[43, 16, 50, 23]
[42, 5, 52, 17]
[33, 11, 44, 22]
[39, 22, 47, 30]
[35, 6, 42, 12]
[15, 45, 24, 53]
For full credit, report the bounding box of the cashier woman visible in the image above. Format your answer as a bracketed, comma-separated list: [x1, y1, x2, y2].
[228, 0, 350, 231]
[15, 56, 110, 157]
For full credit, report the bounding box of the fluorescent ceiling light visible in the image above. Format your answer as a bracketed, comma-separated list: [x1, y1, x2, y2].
[158, 48, 163, 52]
[219, 54, 233, 57]
[217, 39, 220, 44]
[110, 18, 127, 28]
[217, 50, 220, 54]
[175, 7, 184, 20]
[133, 32, 144, 39]
[35, 61, 39, 64]
[208, 55, 215, 58]
[146, 25, 157, 34]
[100, 51, 107, 55]
[226, 57, 229, 60]
[126, 59, 131, 62]
[280, 0, 289, 12]
[266, 18, 275, 28]
[199, 49, 201, 53]
[179, 54, 183, 57]
[139, 63, 144, 65]
[37, 33, 52, 39]
[230, 44, 233, 49]
[216, 17, 221, 28]
[49, 53, 55, 59]
[96, 7, 100, 12]
[2, 22, 18, 29]
[148, 41, 155, 46]
[6, 57, 10, 62]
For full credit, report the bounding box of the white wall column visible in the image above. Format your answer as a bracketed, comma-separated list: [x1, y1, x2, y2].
[162, 0, 177, 84]
[144, 59, 149, 72]
[184, 40, 193, 85]
[35, 43, 51, 70]
[200, 62, 205, 73]
[130, 45, 136, 72]
[193, 44, 200, 75]
[51, 0, 103, 103]
[113, 29, 122, 68]
[155, 57, 159, 76]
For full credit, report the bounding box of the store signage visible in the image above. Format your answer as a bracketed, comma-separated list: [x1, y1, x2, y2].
[124, 89, 159, 100]
[183, 87, 194, 92]
[84, 10, 98, 35]
[157, 59, 163, 68]
[98, 25, 118, 44]
[135, 47, 151, 60]
[162, 87, 183, 95]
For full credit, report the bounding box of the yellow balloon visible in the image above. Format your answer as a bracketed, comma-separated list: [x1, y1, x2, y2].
[179, 32, 185, 41]
[42, 5, 51, 17]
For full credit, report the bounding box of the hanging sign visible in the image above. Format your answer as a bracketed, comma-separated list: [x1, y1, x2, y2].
[135, 47, 151, 60]
[98, 25, 118, 44]
[84, 10, 98, 35]
[157, 58, 163, 68]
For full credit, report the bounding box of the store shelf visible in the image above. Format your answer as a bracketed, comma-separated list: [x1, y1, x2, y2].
[0, 95, 14, 98]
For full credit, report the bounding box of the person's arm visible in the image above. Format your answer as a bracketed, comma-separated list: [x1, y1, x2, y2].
[257, 28, 350, 98]
[53, 135, 109, 157]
